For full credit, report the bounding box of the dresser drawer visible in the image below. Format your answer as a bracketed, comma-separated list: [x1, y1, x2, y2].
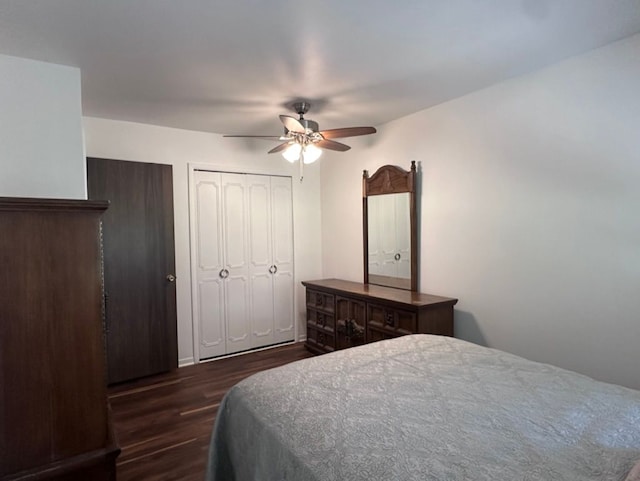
[367, 303, 417, 336]
[366, 327, 396, 344]
[306, 289, 335, 314]
[307, 308, 335, 332]
[306, 326, 335, 352]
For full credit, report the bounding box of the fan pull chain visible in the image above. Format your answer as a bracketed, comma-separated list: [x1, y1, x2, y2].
[299, 155, 304, 182]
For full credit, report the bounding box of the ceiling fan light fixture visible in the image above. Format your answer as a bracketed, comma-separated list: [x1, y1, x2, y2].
[282, 143, 302, 163]
[302, 143, 322, 164]
[225, 101, 375, 179]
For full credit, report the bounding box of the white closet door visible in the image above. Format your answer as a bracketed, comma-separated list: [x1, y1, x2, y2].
[247, 174, 275, 348]
[270, 176, 294, 343]
[194, 172, 226, 359]
[193, 171, 295, 360]
[221, 173, 252, 354]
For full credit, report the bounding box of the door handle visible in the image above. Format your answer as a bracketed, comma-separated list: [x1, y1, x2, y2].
[269, 265, 277, 274]
[394, 253, 401, 261]
[219, 268, 229, 279]
[166, 274, 176, 282]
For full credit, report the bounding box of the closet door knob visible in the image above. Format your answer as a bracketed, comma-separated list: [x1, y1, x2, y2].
[269, 265, 277, 274]
[394, 253, 401, 261]
[166, 274, 176, 282]
[219, 268, 229, 279]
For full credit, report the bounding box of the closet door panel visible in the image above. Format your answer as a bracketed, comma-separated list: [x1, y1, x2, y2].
[247, 175, 275, 347]
[221, 174, 251, 354]
[271, 177, 294, 267]
[198, 279, 226, 358]
[196, 178, 223, 270]
[270, 176, 295, 342]
[195, 173, 226, 358]
[250, 274, 274, 345]
[222, 176, 248, 269]
[225, 276, 250, 353]
[273, 270, 295, 342]
[247, 176, 272, 266]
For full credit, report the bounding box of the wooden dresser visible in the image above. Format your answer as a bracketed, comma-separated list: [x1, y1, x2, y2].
[302, 279, 457, 355]
[0, 198, 119, 481]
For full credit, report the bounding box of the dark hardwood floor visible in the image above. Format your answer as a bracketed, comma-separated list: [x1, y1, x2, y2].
[108, 342, 313, 481]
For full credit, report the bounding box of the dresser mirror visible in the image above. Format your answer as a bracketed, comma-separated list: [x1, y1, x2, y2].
[363, 161, 417, 291]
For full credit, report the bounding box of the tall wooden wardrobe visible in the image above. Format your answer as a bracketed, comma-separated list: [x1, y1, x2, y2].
[0, 197, 119, 481]
[192, 171, 295, 359]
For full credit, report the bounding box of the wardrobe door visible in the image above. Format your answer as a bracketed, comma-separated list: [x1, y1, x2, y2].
[247, 174, 276, 348]
[194, 171, 227, 359]
[270, 176, 295, 343]
[220, 173, 252, 354]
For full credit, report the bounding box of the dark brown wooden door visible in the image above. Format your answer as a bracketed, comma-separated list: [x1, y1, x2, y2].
[87, 158, 177, 384]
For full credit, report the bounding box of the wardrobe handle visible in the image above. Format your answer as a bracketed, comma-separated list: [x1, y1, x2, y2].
[394, 253, 401, 261]
[269, 265, 277, 274]
[219, 268, 229, 279]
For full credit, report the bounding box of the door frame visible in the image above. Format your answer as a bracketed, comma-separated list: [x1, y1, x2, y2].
[187, 162, 297, 363]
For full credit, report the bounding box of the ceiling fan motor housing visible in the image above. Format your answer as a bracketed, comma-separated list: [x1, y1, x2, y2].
[285, 118, 319, 134]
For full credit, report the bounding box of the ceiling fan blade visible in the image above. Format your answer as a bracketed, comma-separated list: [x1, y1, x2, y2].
[318, 126, 377, 139]
[223, 135, 283, 140]
[268, 142, 292, 154]
[316, 139, 351, 152]
[279, 115, 306, 133]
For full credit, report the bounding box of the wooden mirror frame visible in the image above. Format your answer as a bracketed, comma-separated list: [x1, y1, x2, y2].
[363, 160, 418, 291]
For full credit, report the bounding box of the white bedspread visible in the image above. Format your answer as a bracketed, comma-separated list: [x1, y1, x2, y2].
[206, 335, 640, 481]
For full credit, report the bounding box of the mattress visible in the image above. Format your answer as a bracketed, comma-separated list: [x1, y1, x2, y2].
[206, 335, 640, 481]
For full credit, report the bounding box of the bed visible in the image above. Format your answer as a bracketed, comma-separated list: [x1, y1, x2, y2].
[205, 335, 640, 481]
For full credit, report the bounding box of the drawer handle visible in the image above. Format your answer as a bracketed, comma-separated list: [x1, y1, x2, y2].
[316, 296, 323, 307]
[318, 333, 325, 345]
[385, 313, 394, 327]
[346, 319, 364, 340]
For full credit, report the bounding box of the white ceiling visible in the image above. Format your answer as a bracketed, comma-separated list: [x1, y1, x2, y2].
[1, 0, 640, 136]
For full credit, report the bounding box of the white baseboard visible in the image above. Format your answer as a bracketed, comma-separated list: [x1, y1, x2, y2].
[178, 357, 195, 368]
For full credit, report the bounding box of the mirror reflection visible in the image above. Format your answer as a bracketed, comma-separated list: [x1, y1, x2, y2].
[363, 161, 417, 291]
[367, 193, 412, 290]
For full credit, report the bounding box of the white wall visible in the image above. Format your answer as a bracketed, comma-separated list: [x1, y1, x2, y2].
[321, 34, 640, 389]
[0, 54, 86, 199]
[83, 117, 323, 366]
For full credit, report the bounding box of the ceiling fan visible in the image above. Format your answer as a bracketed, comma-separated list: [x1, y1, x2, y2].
[224, 101, 376, 180]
